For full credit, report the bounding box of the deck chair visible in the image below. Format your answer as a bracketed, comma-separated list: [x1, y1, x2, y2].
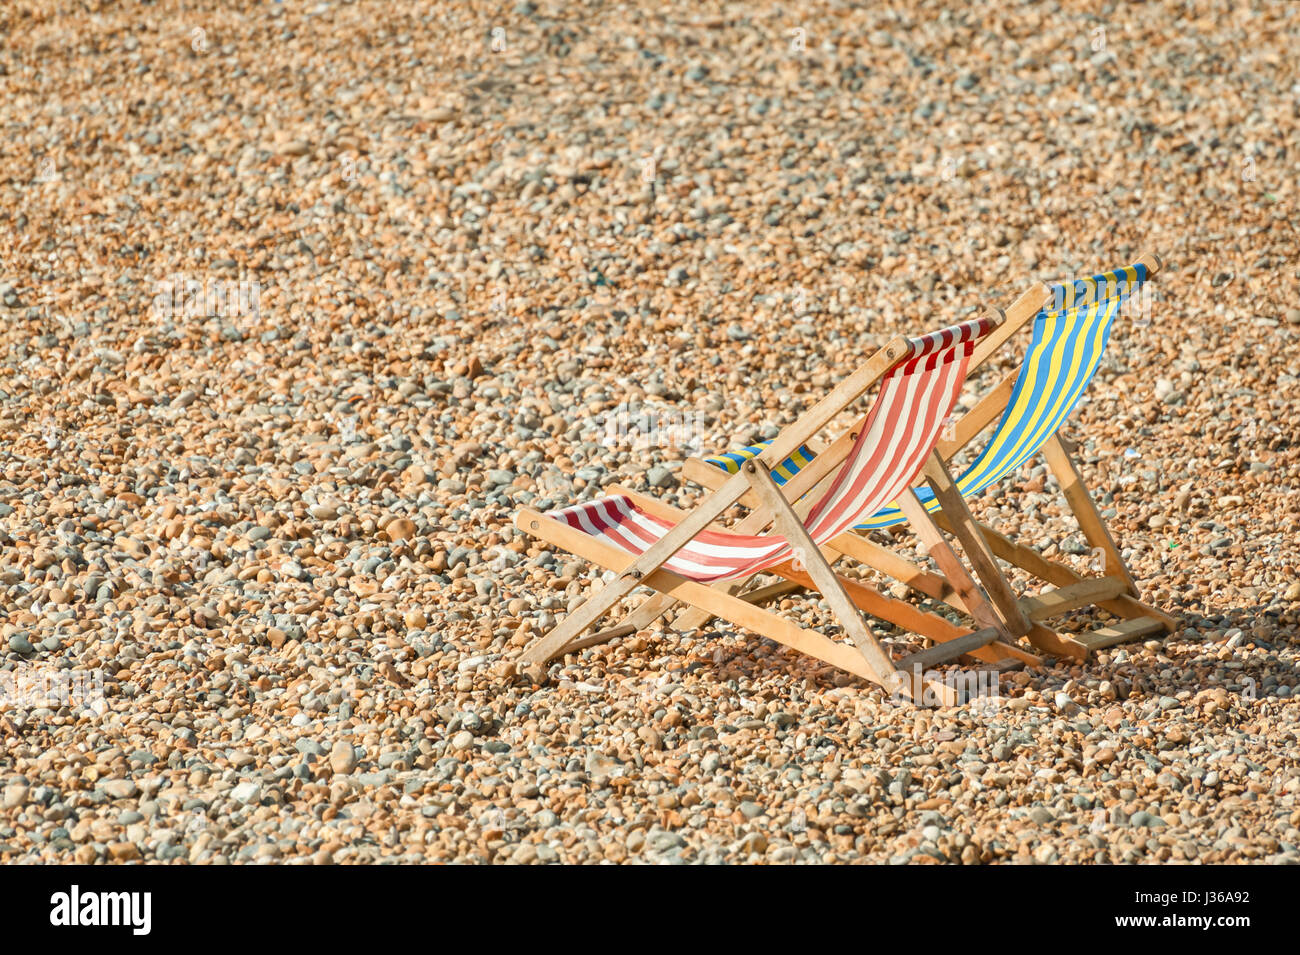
[513, 316, 1032, 705]
[684, 254, 1176, 659]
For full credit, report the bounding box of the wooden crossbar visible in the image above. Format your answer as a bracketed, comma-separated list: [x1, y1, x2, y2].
[1020, 577, 1128, 621]
[897, 627, 1001, 671]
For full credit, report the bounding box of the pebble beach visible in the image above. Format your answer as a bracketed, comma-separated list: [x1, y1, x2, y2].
[1, 0, 1299, 864]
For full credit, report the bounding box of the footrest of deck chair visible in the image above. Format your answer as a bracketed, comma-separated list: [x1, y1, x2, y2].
[895, 627, 1001, 671]
[1019, 577, 1129, 621]
[1075, 616, 1167, 652]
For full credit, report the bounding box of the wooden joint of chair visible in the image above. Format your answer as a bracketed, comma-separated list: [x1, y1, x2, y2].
[884, 336, 909, 362]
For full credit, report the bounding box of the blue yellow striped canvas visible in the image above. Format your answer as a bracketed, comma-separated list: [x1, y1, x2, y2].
[705, 442, 815, 485]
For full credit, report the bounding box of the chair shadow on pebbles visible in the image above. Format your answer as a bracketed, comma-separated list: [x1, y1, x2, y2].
[1080, 601, 1300, 713]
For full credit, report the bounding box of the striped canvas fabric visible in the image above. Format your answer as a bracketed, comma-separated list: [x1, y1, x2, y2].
[708, 442, 815, 484]
[703, 262, 1148, 529]
[545, 317, 996, 583]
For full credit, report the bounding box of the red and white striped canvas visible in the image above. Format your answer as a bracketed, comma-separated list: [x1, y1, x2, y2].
[547, 317, 995, 583]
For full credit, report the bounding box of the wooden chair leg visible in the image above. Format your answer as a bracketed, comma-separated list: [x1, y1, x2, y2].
[514, 469, 753, 672]
[895, 488, 1003, 633]
[544, 570, 805, 658]
[654, 564, 808, 632]
[737, 577, 805, 606]
[920, 452, 1033, 638]
[1041, 433, 1139, 597]
[674, 579, 758, 632]
[830, 532, 962, 609]
[547, 591, 678, 657]
[740, 461, 900, 688]
[517, 574, 644, 672]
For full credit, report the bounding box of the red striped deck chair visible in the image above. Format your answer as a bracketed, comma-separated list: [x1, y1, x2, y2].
[681, 252, 1175, 659]
[514, 315, 1034, 705]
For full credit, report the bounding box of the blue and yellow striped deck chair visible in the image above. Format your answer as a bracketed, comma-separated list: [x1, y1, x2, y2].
[686, 254, 1176, 656]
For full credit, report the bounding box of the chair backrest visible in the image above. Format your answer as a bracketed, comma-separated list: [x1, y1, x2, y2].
[702, 318, 1001, 492]
[545, 317, 997, 584]
[848, 261, 1151, 529]
[801, 316, 995, 544]
[950, 262, 1148, 499]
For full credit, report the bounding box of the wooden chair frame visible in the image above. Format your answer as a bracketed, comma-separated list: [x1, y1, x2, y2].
[514, 330, 1037, 705]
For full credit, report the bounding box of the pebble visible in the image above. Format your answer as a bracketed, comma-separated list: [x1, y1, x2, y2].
[101, 779, 138, 800]
[386, 518, 417, 542]
[646, 465, 677, 489]
[230, 782, 262, 806]
[329, 742, 358, 775]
